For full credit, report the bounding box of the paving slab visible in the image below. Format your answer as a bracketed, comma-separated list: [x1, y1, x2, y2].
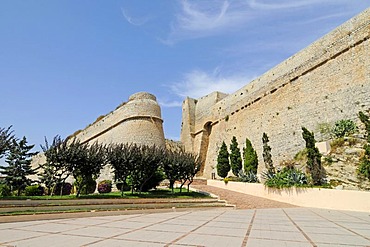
[0, 208, 369, 247]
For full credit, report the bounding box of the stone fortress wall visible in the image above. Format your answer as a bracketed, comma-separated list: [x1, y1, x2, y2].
[31, 92, 166, 182]
[181, 8, 370, 178]
[72, 92, 165, 148]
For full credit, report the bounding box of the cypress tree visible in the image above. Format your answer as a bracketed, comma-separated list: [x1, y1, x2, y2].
[243, 138, 258, 175]
[302, 127, 323, 185]
[229, 136, 242, 176]
[358, 111, 370, 180]
[217, 141, 230, 178]
[262, 133, 275, 174]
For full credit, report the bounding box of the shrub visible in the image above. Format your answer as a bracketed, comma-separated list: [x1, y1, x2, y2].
[140, 169, 165, 192]
[294, 148, 307, 162]
[98, 180, 112, 194]
[330, 137, 345, 150]
[331, 119, 357, 138]
[25, 184, 44, 196]
[263, 167, 309, 188]
[0, 184, 11, 197]
[238, 170, 259, 183]
[116, 182, 130, 191]
[74, 177, 96, 195]
[54, 182, 72, 195]
[358, 157, 370, 180]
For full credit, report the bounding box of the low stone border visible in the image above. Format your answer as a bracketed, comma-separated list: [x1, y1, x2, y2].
[208, 180, 370, 212]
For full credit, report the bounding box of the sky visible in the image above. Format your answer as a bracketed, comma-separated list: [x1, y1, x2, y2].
[1, 1, 369, 154]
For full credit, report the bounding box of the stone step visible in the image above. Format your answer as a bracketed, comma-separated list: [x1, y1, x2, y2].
[0, 198, 232, 215]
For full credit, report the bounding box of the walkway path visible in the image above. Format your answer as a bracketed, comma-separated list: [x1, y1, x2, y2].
[191, 185, 296, 209]
[1, 208, 369, 246]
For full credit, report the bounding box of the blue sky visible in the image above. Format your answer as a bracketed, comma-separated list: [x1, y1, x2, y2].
[1, 1, 369, 153]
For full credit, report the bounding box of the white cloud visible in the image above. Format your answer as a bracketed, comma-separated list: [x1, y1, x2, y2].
[121, 8, 149, 26]
[170, 69, 254, 99]
[157, 99, 183, 108]
[163, 0, 252, 44]
[246, 0, 343, 10]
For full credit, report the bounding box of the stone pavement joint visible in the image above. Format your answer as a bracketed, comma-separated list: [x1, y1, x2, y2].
[164, 210, 227, 246]
[241, 209, 256, 246]
[82, 210, 194, 246]
[309, 208, 370, 242]
[0, 208, 369, 247]
[283, 209, 316, 247]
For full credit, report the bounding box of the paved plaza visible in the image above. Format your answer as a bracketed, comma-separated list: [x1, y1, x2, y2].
[0, 207, 369, 247]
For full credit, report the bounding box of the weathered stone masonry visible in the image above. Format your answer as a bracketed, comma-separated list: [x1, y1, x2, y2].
[73, 92, 165, 148]
[31, 92, 166, 183]
[181, 8, 370, 178]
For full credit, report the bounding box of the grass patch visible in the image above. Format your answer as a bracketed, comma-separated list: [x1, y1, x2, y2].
[0, 188, 209, 200]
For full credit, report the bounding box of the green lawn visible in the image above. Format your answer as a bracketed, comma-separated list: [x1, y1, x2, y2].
[0, 188, 209, 200]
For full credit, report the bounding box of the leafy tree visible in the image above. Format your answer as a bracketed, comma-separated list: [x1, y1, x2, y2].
[163, 149, 200, 193]
[229, 136, 242, 176]
[106, 143, 133, 196]
[302, 127, 323, 185]
[262, 133, 275, 174]
[0, 137, 38, 196]
[38, 162, 58, 195]
[71, 141, 106, 197]
[163, 149, 182, 193]
[182, 152, 201, 192]
[358, 111, 370, 180]
[0, 126, 15, 158]
[217, 141, 230, 178]
[40, 136, 73, 196]
[126, 144, 165, 194]
[243, 138, 258, 175]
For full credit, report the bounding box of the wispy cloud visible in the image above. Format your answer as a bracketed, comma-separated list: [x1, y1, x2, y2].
[157, 99, 183, 108]
[121, 8, 149, 26]
[170, 68, 254, 99]
[163, 0, 252, 44]
[246, 0, 343, 10]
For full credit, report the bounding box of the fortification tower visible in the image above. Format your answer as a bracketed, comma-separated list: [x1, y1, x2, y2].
[72, 91, 165, 148]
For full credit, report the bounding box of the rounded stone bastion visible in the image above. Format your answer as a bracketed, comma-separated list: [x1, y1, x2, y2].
[120, 92, 165, 147]
[71, 91, 165, 148]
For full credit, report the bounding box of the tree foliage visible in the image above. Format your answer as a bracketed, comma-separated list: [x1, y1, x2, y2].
[163, 148, 200, 192]
[358, 111, 370, 180]
[40, 136, 105, 196]
[71, 141, 106, 197]
[40, 136, 73, 196]
[0, 126, 15, 158]
[108, 143, 165, 194]
[243, 138, 258, 175]
[106, 143, 133, 196]
[229, 136, 242, 176]
[0, 137, 38, 196]
[262, 133, 275, 174]
[302, 127, 323, 185]
[217, 141, 230, 178]
[359, 111, 370, 142]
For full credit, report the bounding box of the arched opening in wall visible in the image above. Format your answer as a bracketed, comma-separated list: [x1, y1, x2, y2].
[198, 121, 212, 177]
